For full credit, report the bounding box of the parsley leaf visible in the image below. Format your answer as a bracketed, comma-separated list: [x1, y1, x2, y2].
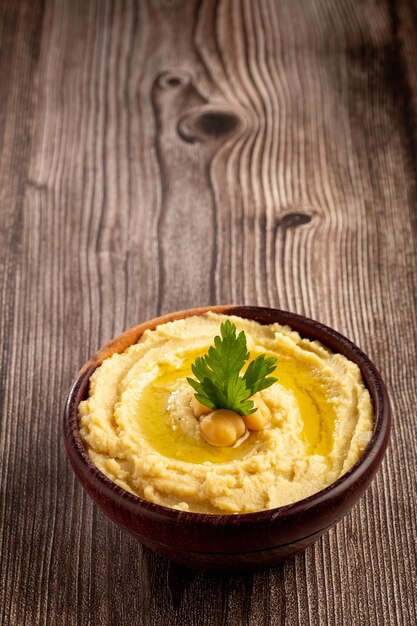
[186, 320, 278, 416]
[242, 355, 278, 395]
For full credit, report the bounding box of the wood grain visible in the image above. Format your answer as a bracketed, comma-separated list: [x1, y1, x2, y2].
[0, 0, 416, 624]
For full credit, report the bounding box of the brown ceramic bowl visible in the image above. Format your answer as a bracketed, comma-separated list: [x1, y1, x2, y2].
[63, 305, 391, 572]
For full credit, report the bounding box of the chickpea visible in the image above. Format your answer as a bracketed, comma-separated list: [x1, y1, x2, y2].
[190, 395, 211, 418]
[243, 395, 271, 431]
[200, 409, 246, 447]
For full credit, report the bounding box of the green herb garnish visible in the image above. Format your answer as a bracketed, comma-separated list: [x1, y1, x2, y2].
[187, 320, 278, 416]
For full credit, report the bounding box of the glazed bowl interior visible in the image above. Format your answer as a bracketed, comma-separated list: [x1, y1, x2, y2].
[63, 305, 390, 571]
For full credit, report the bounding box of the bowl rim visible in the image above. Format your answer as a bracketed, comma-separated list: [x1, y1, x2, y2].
[63, 304, 391, 525]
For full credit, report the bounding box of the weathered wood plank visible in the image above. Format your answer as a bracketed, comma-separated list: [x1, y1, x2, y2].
[0, 0, 416, 624]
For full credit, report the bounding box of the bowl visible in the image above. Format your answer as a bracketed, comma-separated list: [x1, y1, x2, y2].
[63, 305, 391, 572]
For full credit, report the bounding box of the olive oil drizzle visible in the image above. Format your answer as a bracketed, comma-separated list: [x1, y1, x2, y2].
[135, 352, 335, 464]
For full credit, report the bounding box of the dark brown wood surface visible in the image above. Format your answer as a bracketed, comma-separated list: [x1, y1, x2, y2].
[0, 0, 416, 624]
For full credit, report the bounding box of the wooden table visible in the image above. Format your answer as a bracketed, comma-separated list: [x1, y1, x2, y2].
[1, 1, 416, 624]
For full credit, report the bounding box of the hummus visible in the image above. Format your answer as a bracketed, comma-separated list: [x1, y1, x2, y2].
[78, 313, 374, 514]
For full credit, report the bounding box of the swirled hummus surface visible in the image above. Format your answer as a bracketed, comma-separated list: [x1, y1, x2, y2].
[78, 313, 374, 514]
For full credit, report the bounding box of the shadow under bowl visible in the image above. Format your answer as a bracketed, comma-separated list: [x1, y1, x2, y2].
[63, 305, 391, 573]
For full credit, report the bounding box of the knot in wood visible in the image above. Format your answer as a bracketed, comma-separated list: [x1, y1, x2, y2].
[178, 106, 242, 143]
[195, 111, 239, 137]
[278, 212, 312, 229]
[156, 70, 191, 91]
